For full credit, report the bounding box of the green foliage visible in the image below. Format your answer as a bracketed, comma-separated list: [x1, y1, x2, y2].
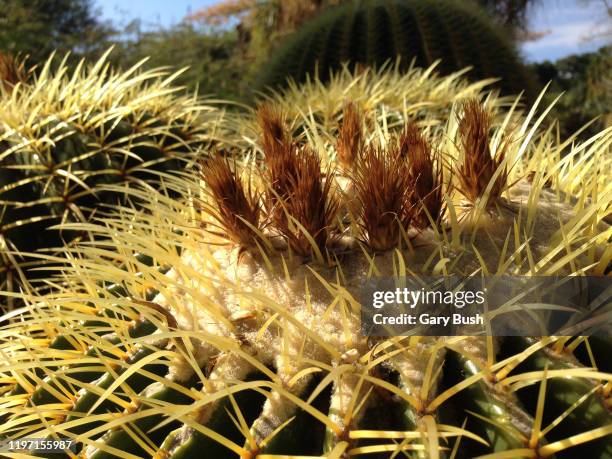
[477, 0, 539, 31]
[0, 52, 221, 298]
[0, 0, 113, 63]
[110, 22, 250, 101]
[255, 0, 535, 96]
[533, 46, 611, 139]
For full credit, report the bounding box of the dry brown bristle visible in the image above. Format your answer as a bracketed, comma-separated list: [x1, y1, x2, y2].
[401, 123, 445, 228]
[456, 99, 508, 206]
[336, 102, 363, 168]
[199, 156, 261, 248]
[258, 105, 339, 257]
[0, 52, 31, 92]
[257, 104, 290, 159]
[269, 147, 338, 257]
[352, 143, 413, 252]
[259, 106, 311, 238]
[263, 141, 301, 231]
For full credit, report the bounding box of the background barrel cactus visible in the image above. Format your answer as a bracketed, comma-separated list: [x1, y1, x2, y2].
[0, 51, 224, 302]
[0, 67, 610, 459]
[255, 0, 536, 97]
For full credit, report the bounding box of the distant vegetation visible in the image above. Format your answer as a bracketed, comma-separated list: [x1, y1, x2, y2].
[1, 0, 609, 133]
[0, 0, 113, 62]
[110, 23, 249, 100]
[532, 46, 611, 139]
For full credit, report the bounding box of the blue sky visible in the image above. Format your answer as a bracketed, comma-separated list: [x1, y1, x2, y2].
[96, 0, 609, 62]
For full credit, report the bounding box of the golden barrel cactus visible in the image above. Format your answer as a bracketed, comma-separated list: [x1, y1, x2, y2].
[0, 51, 224, 304]
[0, 67, 610, 459]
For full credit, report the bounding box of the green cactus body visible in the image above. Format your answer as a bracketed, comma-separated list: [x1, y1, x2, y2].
[256, 0, 535, 97]
[0, 68, 611, 459]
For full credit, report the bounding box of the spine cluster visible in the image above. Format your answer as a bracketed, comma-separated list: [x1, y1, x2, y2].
[200, 100, 508, 257]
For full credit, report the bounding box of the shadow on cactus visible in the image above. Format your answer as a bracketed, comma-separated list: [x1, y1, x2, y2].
[255, 0, 536, 98]
[0, 50, 224, 303]
[0, 83, 610, 459]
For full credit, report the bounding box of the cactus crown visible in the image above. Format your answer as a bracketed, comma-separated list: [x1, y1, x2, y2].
[202, 100, 517, 260]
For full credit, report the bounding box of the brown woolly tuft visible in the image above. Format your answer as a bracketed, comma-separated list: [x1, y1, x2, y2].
[262, 142, 301, 231]
[0, 52, 31, 92]
[258, 105, 298, 222]
[259, 105, 338, 257]
[258, 104, 291, 159]
[401, 123, 445, 227]
[336, 102, 363, 168]
[199, 155, 261, 249]
[456, 99, 508, 206]
[352, 143, 413, 252]
[270, 147, 338, 257]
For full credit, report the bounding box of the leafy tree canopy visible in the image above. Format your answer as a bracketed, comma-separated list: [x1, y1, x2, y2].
[0, 0, 113, 63]
[110, 21, 249, 100]
[533, 46, 611, 139]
